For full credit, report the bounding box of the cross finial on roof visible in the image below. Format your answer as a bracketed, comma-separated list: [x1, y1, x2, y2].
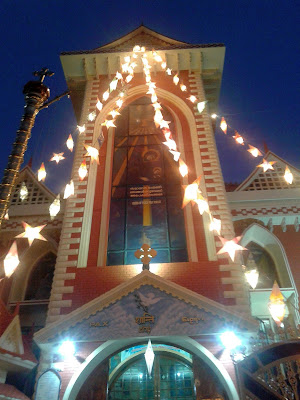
[33, 67, 54, 83]
[134, 244, 157, 271]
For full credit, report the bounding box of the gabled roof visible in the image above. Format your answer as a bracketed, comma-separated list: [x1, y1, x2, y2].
[35, 270, 257, 344]
[235, 151, 300, 192]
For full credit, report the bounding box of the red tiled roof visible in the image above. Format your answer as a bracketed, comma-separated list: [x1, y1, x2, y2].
[0, 384, 30, 400]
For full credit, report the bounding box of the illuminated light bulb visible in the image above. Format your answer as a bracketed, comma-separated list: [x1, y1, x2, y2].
[15, 222, 47, 246]
[220, 117, 227, 134]
[244, 268, 259, 289]
[141, 46, 146, 52]
[102, 120, 116, 129]
[161, 62, 167, 69]
[284, 166, 293, 184]
[132, 53, 138, 59]
[179, 159, 188, 177]
[122, 63, 129, 73]
[152, 102, 162, 111]
[130, 62, 137, 69]
[49, 194, 60, 220]
[209, 218, 221, 236]
[66, 134, 74, 152]
[211, 113, 217, 119]
[195, 195, 209, 215]
[268, 281, 285, 325]
[127, 66, 134, 75]
[96, 99, 103, 111]
[233, 131, 244, 145]
[103, 90, 109, 102]
[50, 152, 65, 164]
[166, 68, 172, 75]
[4, 212, 9, 220]
[125, 74, 133, 83]
[78, 159, 88, 180]
[188, 95, 197, 103]
[160, 120, 171, 129]
[220, 331, 241, 350]
[247, 145, 262, 158]
[20, 182, 28, 201]
[133, 45, 141, 52]
[173, 74, 179, 85]
[38, 162, 46, 182]
[145, 75, 151, 83]
[115, 71, 123, 80]
[257, 159, 276, 172]
[4, 241, 19, 278]
[88, 111, 96, 121]
[85, 145, 100, 164]
[77, 125, 86, 134]
[109, 110, 121, 119]
[154, 54, 162, 62]
[163, 129, 172, 140]
[124, 56, 130, 63]
[120, 92, 125, 98]
[182, 183, 199, 207]
[147, 87, 155, 95]
[109, 79, 118, 92]
[217, 236, 247, 262]
[144, 340, 155, 376]
[163, 139, 177, 151]
[151, 93, 158, 103]
[116, 99, 123, 108]
[197, 101, 207, 114]
[169, 150, 181, 162]
[180, 84, 187, 92]
[64, 180, 74, 199]
[58, 341, 75, 359]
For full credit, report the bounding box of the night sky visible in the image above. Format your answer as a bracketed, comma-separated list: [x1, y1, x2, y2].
[0, 1, 299, 194]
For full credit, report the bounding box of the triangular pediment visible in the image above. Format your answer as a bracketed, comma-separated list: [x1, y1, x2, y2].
[0, 315, 24, 355]
[95, 25, 187, 52]
[236, 151, 300, 191]
[35, 271, 257, 344]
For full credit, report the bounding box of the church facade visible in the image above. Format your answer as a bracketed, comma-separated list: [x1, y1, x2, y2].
[0, 26, 300, 400]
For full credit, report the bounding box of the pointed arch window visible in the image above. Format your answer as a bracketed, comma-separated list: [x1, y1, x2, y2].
[107, 97, 188, 265]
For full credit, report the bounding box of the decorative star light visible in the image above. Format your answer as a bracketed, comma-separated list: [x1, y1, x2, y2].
[116, 99, 123, 109]
[88, 111, 96, 121]
[38, 163, 46, 182]
[64, 180, 74, 199]
[269, 281, 285, 325]
[180, 84, 187, 92]
[209, 218, 221, 235]
[4, 241, 19, 278]
[284, 166, 293, 184]
[161, 61, 167, 69]
[109, 78, 118, 92]
[50, 153, 65, 164]
[49, 194, 60, 220]
[15, 222, 47, 246]
[217, 236, 247, 262]
[197, 101, 207, 114]
[257, 159, 276, 172]
[233, 131, 244, 145]
[247, 145, 262, 157]
[115, 71, 123, 80]
[4, 212, 9, 220]
[122, 63, 129, 73]
[195, 194, 209, 215]
[133, 45, 141, 52]
[169, 150, 181, 162]
[19, 182, 28, 201]
[151, 93, 158, 103]
[109, 110, 120, 119]
[166, 68, 172, 75]
[96, 99, 103, 111]
[78, 159, 88, 180]
[145, 340, 155, 375]
[160, 120, 171, 129]
[125, 74, 133, 83]
[179, 159, 188, 177]
[66, 134, 74, 152]
[152, 102, 162, 111]
[85, 145, 99, 164]
[163, 129, 172, 141]
[154, 110, 163, 126]
[102, 90, 109, 101]
[211, 113, 217, 119]
[173, 74, 179, 85]
[77, 125, 86, 134]
[182, 177, 201, 208]
[124, 56, 131, 63]
[220, 117, 227, 134]
[102, 120, 116, 129]
[163, 139, 177, 151]
[244, 267, 259, 289]
[188, 95, 197, 103]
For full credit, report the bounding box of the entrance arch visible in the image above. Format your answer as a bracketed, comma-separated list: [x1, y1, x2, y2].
[63, 336, 239, 400]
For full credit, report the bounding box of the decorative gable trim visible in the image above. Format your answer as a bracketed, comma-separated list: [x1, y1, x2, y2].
[0, 315, 24, 355]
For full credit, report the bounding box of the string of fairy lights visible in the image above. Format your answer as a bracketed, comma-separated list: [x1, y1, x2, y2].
[0, 45, 293, 324]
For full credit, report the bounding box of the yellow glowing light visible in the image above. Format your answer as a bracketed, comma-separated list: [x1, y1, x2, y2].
[166, 68, 172, 75]
[15, 222, 47, 246]
[64, 180, 74, 199]
[103, 90, 109, 101]
[122, 63, 129, 73]
[4, 212, 9, 220]
[233, 131, 244, 145]
[66, 134, 74, 152]
[77, 125, 86, 134]
[141, 46, 146, 52]
[257, 159, 276, 172]
[244, 268, 259, 289]
[49, 194, 60, 220]
[151, 93, 158, 103]
[133, 45, 141, 52]
[125, 74, 133, 83]
[38, 162, 46, 182]
[179, 159, 188, 177]
[161, 62, 167, 69]
[88, 111, 96, 121]
[102, 119, 116, 129]
[163, 139, 177, 151]
[284, 166, 293, 184]
[247, 145, 262, 158]
[20, 182, 28, 201]
[163, 129, 171, 141]
[145, 75, 151, 83]
[124, 56, 130, 63]
[96, 99, 103, 111]
[109, 79, 118, 92]
[109, 110, 120, 119]
[116, 99, 123, 109]
[217, 236, 247, 262]
[85, 145, 99, 164]
[173, 74, 179, 85]
[153, 52, 162, 62]
[180, 84, 187, 92]
[169, 150, 181, 162]
[269, 281, 285, 325]
[197, 101, 207, 114]
[220, 117, 227, 134]
[188, 95, 197, 103]
[50, 152, 65, 164]
[209, 218, 221, 235]
[195, 194, 209, 215]
[78, 159, 88, 180]
[160, 120, 171, 129]
[182, 182, 199, 208]
[4, 241, 19, 278]
[127, 66, 134, 75]
[211, 113, 217, 119]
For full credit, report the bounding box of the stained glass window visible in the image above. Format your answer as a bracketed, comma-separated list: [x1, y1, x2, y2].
[107, 97, 187, 265]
